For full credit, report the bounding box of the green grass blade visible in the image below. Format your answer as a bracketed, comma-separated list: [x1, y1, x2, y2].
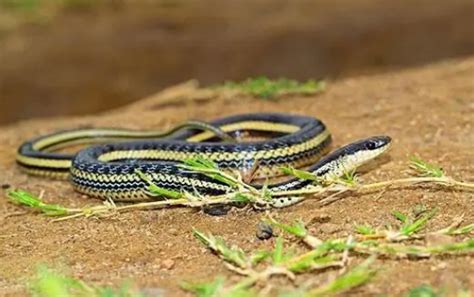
[231, 193, 254, 204]
[354, 224, 376, 235]
[135, 170, 183, 199]
[409, 156, 445, 178]
[268, 218, 307, 238]
[340, 169, 358, 186]
[181, 276, 225, 297]
[392, 210, 408, 223]
[305, 257, 377, 297]
[222, 77, 325, 99]
[29, 265, 145, 297]
[193, 229, 249, 269]
[250, 250, 271, 265]
[30, 266, 72, 297]
[406, 285, 439, 297]
[180, 157, 238, 188]
[400, 209, 437, 236]
[272, 237, 285, 264]
[7, 190, 70, 216]
[280, 166, 318, 181]
[449, 224, 474, 235]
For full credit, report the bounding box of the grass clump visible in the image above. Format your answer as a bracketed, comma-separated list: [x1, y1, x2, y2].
[0, 0, 97, 12]
[30, 265, 144, 297]
[185, 209, 473, 296]
[7, 190, 72, 216]
[6, 155, 474, 221]
[406, 284, 471, 297]
[305, 257, 377, 297]
[393, 208, 437, 237]
[222, 76, 326, 99]
[185, 228, 365, 296]
[409, 156, 445, 178]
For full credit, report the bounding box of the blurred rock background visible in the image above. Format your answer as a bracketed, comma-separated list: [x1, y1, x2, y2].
[1, 0, 473, 124]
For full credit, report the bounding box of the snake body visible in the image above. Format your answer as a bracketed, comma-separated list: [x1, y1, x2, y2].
[17, 113, 391, 207]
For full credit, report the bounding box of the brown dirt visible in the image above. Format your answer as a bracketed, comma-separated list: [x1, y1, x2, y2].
[1, 0, 474, 125]
[0, 57, 473, 296]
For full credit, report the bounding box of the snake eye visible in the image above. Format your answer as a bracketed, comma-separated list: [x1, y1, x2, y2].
[365, 141, 377, 150]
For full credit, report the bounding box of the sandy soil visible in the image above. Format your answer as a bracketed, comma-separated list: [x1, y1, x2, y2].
[0, 57, 473, 296]
[1, 0, 474, 124]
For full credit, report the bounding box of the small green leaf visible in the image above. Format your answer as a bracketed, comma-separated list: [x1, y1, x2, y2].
[447, 224, 474, 235]
[135, 170, 183, 199]
[407, 285, 439, 297]
[30, 266, 72, 297]
[392, 210, 408, 223]
[272, 237, 285, 264]
[192, 229, 249, 269]
[231, 193, 253, 204]
[250, 250, 271, 265]
[409, 156, 445, 178]
[354, 224, 376, 235]
[286, 248, 339, 273]
[305, 257, 378, 297]
[181, 276, 225, 297]
[268, 218, 307, 238]
[180, 157, 238, 188]
[340, 169, 358, 186]
[7, 190, 69, 216]
[280, 166, 318, 181]
[425, 238, 474, 254]
[183, 157, 219, 170]
[400, 209, 437, 236]
[30, 265, 144, 297]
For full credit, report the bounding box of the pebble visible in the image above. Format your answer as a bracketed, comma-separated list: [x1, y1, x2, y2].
[161, 259, 175, 270]
[203, 205, 231, 216]
[256, 222, 273, 240]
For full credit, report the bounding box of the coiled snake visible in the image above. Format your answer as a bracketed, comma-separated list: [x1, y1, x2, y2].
[17, 113, 391, 207]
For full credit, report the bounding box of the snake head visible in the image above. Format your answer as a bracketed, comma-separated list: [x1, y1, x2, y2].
[313, 135, 392, 179]
[363, 136, 392, 151]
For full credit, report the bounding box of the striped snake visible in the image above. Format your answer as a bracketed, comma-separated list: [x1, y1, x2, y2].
[17, 113, 391, 208]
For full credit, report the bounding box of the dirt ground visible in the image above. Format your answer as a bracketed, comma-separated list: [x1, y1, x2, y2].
[1, 0, 474, 125]
[0, 57, 473, 296]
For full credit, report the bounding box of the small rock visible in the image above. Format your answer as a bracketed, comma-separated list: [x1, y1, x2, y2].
[256, 222, 273, 240]
[161, 259, 175, 270]
[168, 228, 178, 236]
[1, 184, 10, 189]
[203, 205, 231, 216]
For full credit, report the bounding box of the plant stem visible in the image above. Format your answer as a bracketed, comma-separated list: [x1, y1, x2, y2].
[53, 196, 232, 221]
[231, 266, 292, 291]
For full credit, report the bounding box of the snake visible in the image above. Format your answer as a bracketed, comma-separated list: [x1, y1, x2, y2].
[16, 113, 391, 208]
